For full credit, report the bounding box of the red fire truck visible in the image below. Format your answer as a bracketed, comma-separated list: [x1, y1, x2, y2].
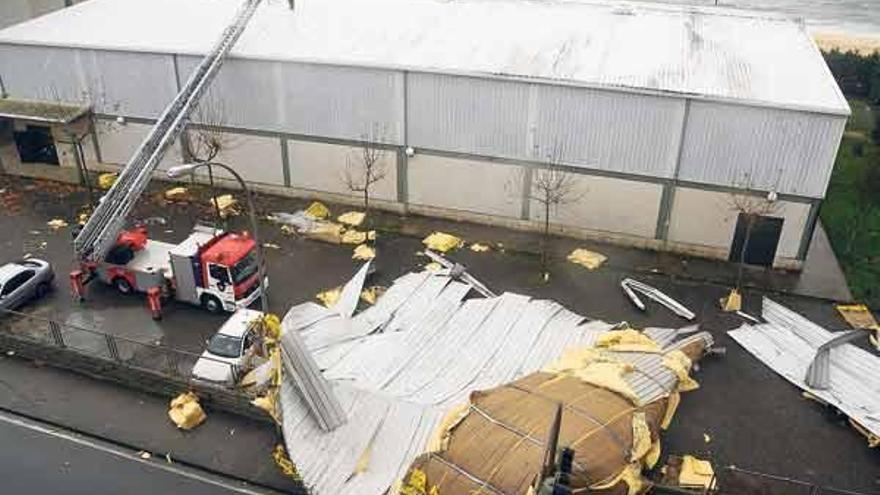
[71, 224, 264, 318]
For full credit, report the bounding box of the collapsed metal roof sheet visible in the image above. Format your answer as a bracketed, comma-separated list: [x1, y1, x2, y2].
[0, 0, 848, 114]
[279, 268, 713, 493]
[728, 298, 880, 445]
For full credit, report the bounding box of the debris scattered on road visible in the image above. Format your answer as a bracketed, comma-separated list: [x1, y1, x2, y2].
[621, 278, 695, 320]
[165, 453, 173, 464]
[273, 444, 301, 480]
[596, 328, 662, 353]
[422, 231, 463, 252]
[304, 201, 330, 220]
[703, 432, 712, 443]
[567, 248, 607, 270]
[721, 288, 742, 312]
[469, 243, 490, 253]
[316, 286, 342, 308]
[735, 310, 760, 324]
[263, 242, 281, 250]
[164, 186, 188, 201]
[836, 304, 880, 350]
[98, 172, 118, 190]
[5, 350, 14, 356]
[212, 194, 239, 218]
[352, 243, 375, 260]
[423, 249, 497, 297]
[167, 392, 207, 430]
[337, 211, 365, 227]
[424, 262, 442, 272]
[341, 229, 368, 245]
[662, 455, 717, 490]
[729, 298, 880, 448]
[138, 451, 152, 460]
[360, 286, 386, 305]
[46, 218, 68, 230]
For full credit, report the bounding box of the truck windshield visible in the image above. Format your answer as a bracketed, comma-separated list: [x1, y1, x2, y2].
[230, 250, 258, 284]
[207, 334, 242, 358]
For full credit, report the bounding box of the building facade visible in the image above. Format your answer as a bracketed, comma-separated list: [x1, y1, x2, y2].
[0, 0, 849, 268]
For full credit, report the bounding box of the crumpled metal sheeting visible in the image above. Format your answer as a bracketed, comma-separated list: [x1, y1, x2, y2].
[279, 271, 711, 494]
[279, 381, 446, 495]
[644, 325, 702, 349]
[615, 333, 714, 404]
[728, 298, 880, 440]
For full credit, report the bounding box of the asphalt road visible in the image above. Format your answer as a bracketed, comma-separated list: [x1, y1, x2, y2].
[0, 409, 282, 495]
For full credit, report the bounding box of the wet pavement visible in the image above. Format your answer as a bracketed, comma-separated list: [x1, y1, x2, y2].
[1, 176, 878, 493]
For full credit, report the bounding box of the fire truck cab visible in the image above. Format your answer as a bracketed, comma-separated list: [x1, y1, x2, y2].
[77, 224, 264, 317]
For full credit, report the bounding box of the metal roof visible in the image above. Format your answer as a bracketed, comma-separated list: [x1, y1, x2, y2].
[0, 0, 848, 115]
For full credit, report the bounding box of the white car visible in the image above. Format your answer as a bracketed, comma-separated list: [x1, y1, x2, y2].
[191, 308, 263, 386]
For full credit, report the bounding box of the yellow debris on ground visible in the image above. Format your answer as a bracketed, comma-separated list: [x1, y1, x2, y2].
[337, 211, 366, 227]
[567, 248, 607, 270]
[272, 444, 301, 480]
[397, 468, 440, 495]
[306, 223, 345, 244]
[422, 232, 463, 253]
[469, 243, 490, 253]
[720, 288, 742, 312]
[678, 455, 716, 490]
[341, 229, 368, 245]
[595, 329, 661, 353]
[168, 392, 206, 430]
[47, 218, 69, 230]
[164, 186, 188, 201]
[703, 432, 712, 444]
[360, 286, 387, 305]
[662, 350, 700, 392]
[630, 412, 652, 461]
[850, 418, 880, 448]
[98, 172, 118, 190]
[353, 243, 376, 260]
[425, 262, 442, 272]
[263, 242, 280, 250]
[304, 201, 330, 220]
[252, 390, 280, 423]
[661, 391, 681, 430]
[542, 348, 641, 404]
[212, 195, 239, 218]
[316, 286, 342, 307]
[836, 304, 879, 329]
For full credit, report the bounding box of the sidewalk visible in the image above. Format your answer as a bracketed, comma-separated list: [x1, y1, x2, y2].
[0, 354, 301, 494]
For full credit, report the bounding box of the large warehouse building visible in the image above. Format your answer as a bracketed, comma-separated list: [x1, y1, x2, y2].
[0, 0, 849, 268]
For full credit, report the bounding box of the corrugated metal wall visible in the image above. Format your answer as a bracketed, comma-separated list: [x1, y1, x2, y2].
[177, 56, 404, 144]
[406, 73, 685, 178]
[0, 44, 177, 118]
[679, 101, 846, 198]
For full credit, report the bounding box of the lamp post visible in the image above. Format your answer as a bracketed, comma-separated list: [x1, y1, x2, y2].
[167, 162, 269, 315]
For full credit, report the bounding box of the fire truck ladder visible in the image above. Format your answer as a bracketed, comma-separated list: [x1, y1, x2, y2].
[73, 0, 262, 263]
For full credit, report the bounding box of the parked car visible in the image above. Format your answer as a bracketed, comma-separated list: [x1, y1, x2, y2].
[191, 308, 262, 386]
[0, 258, 54, 312]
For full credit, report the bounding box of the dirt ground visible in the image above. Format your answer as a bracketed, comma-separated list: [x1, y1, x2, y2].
[0, 175, 878, 493]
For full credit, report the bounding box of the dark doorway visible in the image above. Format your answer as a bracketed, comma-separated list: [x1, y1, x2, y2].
[729, 214, 784, 267]
[14, 125, 59, 165]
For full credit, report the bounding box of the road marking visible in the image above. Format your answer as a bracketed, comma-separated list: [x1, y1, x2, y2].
[0, 409, 284, 495]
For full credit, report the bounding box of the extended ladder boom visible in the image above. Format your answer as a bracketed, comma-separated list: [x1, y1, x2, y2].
[74, 0, 262, 262]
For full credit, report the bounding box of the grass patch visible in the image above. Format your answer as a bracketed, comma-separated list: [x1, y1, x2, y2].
[820, 99, 880, 307]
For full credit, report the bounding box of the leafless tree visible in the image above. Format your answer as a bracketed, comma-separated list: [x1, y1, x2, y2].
[182, 98, 238, 222]
[727, 172, 782, 291]
[524, 143, 581, 278]
[342, 124, 388, 225]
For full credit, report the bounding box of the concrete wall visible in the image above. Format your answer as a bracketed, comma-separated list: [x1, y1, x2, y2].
[189, 132, 285, 186]
[529, 172, 663, 238]
[94, 121, 182, 171]
[407, 154, 523, 218]
[667, 187, 811, 262]
[287, 139, 397, 201]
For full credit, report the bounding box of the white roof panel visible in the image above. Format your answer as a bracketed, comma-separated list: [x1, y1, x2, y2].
[0, 0, 849, 114]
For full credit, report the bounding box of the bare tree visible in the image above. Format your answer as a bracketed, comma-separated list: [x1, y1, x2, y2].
[342, 124, 388, 225]
[727, 172, 782, 292]
[182, 98, 238, 222]
[525, 143, 581, 279]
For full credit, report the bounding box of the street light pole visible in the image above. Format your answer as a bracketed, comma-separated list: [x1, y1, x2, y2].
[167, 161, 269, 315]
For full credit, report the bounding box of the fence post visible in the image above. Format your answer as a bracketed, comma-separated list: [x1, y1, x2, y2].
[105, 334, 121, 362]
[48, 321, 65, 348]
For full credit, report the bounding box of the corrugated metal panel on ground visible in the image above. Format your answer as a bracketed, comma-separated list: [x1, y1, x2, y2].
[279, 269, 713, 494]
[679, 101, 847, 198]
[728, 298, 880, 443]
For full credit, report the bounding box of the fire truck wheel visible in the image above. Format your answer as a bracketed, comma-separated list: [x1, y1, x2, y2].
[113, 277, 133, 295]
[201, 295, 223, 314]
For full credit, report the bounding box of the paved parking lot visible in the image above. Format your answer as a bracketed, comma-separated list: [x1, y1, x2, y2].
[1, 175, 878, 493]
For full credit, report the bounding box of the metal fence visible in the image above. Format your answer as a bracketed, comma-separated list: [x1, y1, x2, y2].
[0, 307, 239, 387]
